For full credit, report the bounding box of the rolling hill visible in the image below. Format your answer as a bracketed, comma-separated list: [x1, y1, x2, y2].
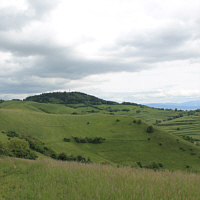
[1, 96, 200, 172]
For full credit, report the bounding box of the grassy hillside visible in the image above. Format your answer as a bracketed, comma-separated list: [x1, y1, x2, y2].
[157, 115, 200, 140]
[0, 157, 200, 200]
[1, 101, 200, 172]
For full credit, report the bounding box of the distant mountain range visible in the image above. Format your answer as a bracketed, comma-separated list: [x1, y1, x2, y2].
[145, 100, 200, 110]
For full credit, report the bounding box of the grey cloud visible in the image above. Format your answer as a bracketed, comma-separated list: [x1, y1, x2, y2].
[0, 0, 59, 31]
[0, 75, 69, 95]
[112, 22, 200, 63]
[0, 1, 199, 98]
[0, 8, 31, 31]
[27, 0, 59, 16]
[0, 28, 146, 81]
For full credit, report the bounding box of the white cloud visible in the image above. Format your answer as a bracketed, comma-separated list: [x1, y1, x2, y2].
[0, 0, 200, 103]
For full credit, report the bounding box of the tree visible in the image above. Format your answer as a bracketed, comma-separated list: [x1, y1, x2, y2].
[57, 152, 67, 161]
[147, 126, 154, 133]
[7, 137, 29, 151]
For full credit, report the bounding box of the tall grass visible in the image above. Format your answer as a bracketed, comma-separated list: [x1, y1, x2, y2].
[1, 157, 200, 200]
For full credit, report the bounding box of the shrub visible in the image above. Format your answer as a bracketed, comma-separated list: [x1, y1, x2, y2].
[6, 131, 19, 138]
[137, 119, 141, 124]
[77, 155, 83, 162]
[136, 161, 142, 168]
[147, 162, 160, 170]
[11, 149, 38, 160]
[147, 126, 154, 133]
[57, 152, 68, 161]
[71, 112, 78, 115]
[63, 138, 70, 142]
[121, 109, 130, 112]
[158, 163, 163, 168]
[156, 120, 162, 124]
[116, 119, 120, 122]
[87, 157, 91, 163]
[7, 137, 29, 151]
[72, 136, 106, 144]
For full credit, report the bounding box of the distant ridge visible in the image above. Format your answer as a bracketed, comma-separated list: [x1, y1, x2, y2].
[24, 91, 118, 105]
[145, 100, 200, 110]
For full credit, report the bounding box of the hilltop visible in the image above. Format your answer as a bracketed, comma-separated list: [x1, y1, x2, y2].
[24, 91, 118, 105]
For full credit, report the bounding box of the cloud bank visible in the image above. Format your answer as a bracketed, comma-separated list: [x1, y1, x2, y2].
[0, 0, 200, 102]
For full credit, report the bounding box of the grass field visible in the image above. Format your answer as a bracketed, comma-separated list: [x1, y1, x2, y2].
[0, 157, 200, 200]
[157, 115, 200, 140]
[1, 101, 200, 172]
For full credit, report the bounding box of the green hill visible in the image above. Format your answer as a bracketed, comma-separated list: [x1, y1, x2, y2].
[24, 91, 118, 105]
[1, 100, 200, 172]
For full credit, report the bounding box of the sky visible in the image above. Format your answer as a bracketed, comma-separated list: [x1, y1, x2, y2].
[0, 0, 200, 103]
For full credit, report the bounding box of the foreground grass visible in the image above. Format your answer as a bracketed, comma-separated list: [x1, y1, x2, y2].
[0, 157, 200, 200]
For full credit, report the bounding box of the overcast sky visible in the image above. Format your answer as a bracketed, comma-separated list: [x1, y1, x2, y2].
[0, 0, 200, 103]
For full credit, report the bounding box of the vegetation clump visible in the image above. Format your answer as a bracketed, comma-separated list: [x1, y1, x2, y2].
[24, 91, 118, 105]
[6, 131, 19, 138]
[63, 138, 70, 142]
[72, 136, 106, 144]
[182, 135, 199, 144]
[147, 126, 154, 133]
[2, 131, 56, 159]
[0, 137, 38, 160]
[57, 152, 91, 163]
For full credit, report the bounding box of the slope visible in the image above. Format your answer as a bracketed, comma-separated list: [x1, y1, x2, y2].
[1, 101, 200, 172]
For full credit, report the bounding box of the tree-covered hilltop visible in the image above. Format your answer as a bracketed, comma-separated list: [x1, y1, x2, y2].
[24, 91, 118, 105]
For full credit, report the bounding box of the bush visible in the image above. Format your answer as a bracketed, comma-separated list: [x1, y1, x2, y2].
[57, 152, 68, 161]
[11, 149, 38, 160]
[121, 109, 130, 112]
[158, 163, 163, 168]
[147, 126, 154, 133]
[72, 136, 106, 144]
[63, 138, 70, 142]
[7, 137, 29, 151]
[137, 119, 141, 124]
[6, 131, 19, 138]
[137, 161, 142, 168]
[146, 162, 160, 170]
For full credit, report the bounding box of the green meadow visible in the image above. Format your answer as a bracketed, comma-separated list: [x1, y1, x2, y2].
[0, 94, 200, 199]
[0, 100, 200, 171]
[0, 157, 200, 200]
